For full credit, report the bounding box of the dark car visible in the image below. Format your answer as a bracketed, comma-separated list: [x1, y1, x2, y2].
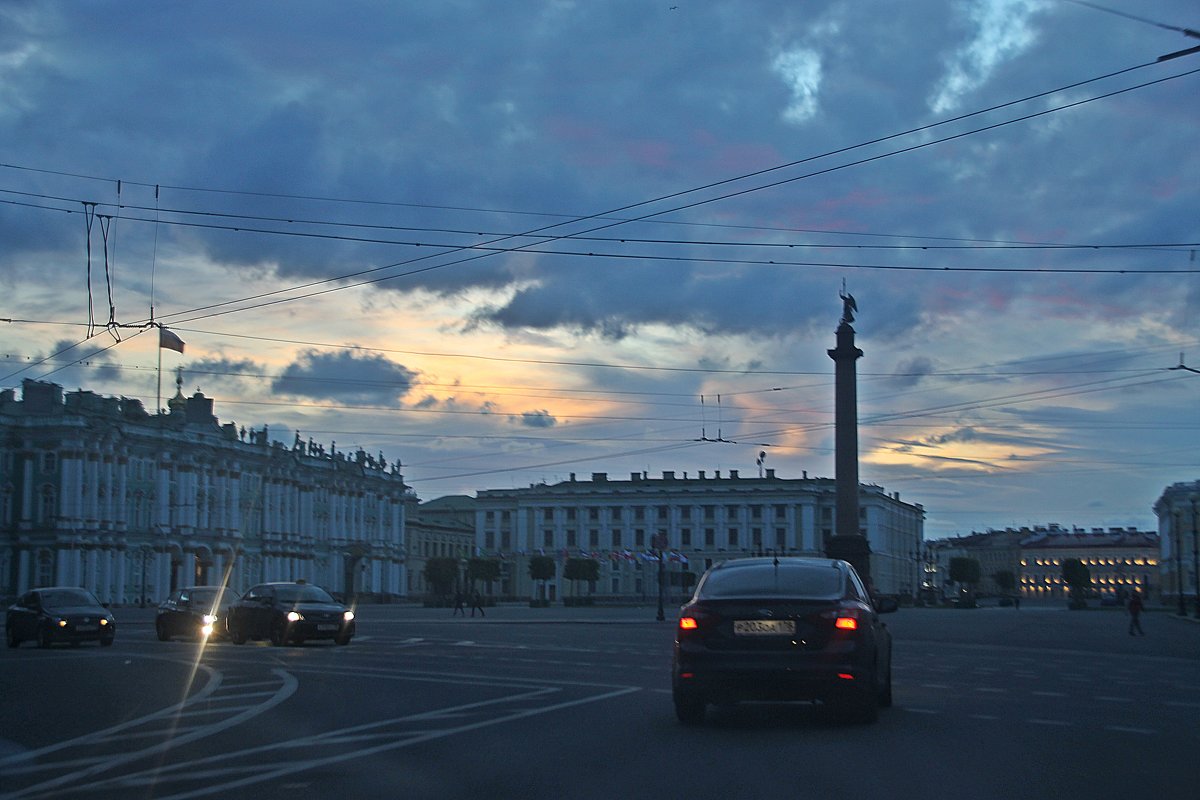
[672, 557, 897, 725]
[5, 586, 116, 649]
[226, 582, 355, 646]
[156, 585, 241, 642]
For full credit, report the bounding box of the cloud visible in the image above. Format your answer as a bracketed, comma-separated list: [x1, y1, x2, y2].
[772, 47, 823, 124]
[272, 349, 417, 404]
[515, 409, 557, 428]
[929, 0, 1045, 114]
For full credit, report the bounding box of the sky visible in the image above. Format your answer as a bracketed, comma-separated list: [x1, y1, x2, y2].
[0, 0, 1197, 540]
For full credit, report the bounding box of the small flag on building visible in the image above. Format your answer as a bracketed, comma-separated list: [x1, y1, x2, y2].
[159, 328, 185, 354]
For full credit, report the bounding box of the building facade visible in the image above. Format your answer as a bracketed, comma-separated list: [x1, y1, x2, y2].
[0, 379, 413, 605]
[1154, 480, 1199, 609]
[407, 497, 476, 598]
[471, 469, 925, 601]
[927, 524, 1160, 602]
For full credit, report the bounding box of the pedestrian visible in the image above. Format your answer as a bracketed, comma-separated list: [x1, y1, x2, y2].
[452, 591, 465, 617]
[1014, 593, 1021, 610]
[1127, 590, 1145, 636]
[471, 591, 486, 617]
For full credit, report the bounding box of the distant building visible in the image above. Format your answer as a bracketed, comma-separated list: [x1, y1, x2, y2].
[0, 379, 413, 604]
[407, 500, 475, 598]
[1154, 480, 1199, 608]
[468, 469, 925, 601]
[928, 524, 1159, 601]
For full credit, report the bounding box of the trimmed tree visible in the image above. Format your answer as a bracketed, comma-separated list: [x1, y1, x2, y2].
[528, 555, 556, 605]
[562, 558, 600, 604]
[424, 557, 459, 601]
[949, 557, 981, 607]
[467, 557, 502, 596]
[1062, 558, 1092, 609]
[992, 569, 1017, 597]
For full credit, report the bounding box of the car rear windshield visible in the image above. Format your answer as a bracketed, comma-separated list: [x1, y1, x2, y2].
[697, 564, 845, 599]
[191, 588, 237, 607]
[275, 585, 335, 603]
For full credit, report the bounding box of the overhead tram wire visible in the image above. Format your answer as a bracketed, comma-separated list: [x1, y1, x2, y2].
[7, 57, 1189, 331]
[3, 189, 1196, 255]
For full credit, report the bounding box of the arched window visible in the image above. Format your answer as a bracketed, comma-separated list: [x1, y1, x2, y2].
[39, 485, 57, 526]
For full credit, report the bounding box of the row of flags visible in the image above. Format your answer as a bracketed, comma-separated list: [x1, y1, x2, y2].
[476, 547, 690, 565]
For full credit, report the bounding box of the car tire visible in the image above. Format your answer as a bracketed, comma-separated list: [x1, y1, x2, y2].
[155, 620, 170, 642]
[877, 660, 893, 708]
[334, 633, 352, 646]
[6, 627, 19, 648]
[100, 635, 114, 648]
[673, 692, 706, 725]
[269, 620, 288, 647]
[229, 625, 247, 645]
[37, 626, 53, 649]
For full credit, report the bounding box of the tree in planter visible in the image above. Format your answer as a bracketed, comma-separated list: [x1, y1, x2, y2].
[467, 558, 502, 600]
[949, 557, 981, 607]
[1062, 558, 1092, 609]
[528, 556, 555, 605]
[423, 557, 459, 603]
[562, 558, 600, 604]
[992, 569, 1017, 599]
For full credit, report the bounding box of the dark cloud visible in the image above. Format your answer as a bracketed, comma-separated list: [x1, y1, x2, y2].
[515, 410, 557, 428]
[272, 349, 417, 404]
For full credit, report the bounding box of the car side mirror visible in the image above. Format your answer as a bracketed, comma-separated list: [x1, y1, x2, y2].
[874, 597, 899, 614]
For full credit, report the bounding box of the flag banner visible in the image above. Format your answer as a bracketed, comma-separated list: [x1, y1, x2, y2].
[159, 328, 185, 353]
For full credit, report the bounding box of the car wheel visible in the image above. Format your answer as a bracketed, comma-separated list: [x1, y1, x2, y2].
[155, 620, 170, 642]
[673, 691, 706, 725]
[37, 626, 53, 649]
[838, 674, 880, 724]
[334, 633, 352, 646]
[229, 624, 247, 645]
[100, 635, 114, 648]
[6, 627, 19, 648]
[269, 620, 288, 647]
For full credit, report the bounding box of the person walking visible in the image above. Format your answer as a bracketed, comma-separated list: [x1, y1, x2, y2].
[471, 591, 486, 618]
[452, 591, 466, 617]
[1127, 590, 1145, 636]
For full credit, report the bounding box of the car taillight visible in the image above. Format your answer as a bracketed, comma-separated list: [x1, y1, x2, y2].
[834, 616, 858, 631]
[679, 616, 700, 631]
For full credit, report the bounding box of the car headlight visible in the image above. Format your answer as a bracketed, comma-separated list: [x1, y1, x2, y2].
[202, 614, 217, 625]
[286, 611, 302, 622]
[99, 618, 111, 627]
[343, 610, 355, 622]
[55, 619, 67, 628]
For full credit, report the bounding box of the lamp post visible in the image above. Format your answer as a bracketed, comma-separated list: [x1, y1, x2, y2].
[1175, 510, 1187, 616]
[653, 532, 667, 621]
[1192, 498, 1199, 619]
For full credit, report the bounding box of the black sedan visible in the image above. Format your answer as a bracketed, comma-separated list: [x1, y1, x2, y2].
[672, 557, 897, 725]
[5, 586, 116, 648]
[156, 585, 241, 642]
[226, 582, 355, 646]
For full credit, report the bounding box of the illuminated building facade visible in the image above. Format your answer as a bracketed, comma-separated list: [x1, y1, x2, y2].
[0, 379, 413, 604]
[471, 469, 925, 601]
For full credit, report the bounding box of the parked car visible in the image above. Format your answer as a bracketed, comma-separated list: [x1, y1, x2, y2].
[156, 586, 241, 641]
[226, 582, 355, 646]
[672, 557, 897, 725]
[5, 586, 116, 649]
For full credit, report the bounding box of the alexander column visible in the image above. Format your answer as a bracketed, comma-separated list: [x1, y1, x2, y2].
[826, 289, 872, 584]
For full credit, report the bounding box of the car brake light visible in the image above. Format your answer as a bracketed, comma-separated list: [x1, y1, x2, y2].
[679, 617, 699, 631]
[835, 616, 858, 631]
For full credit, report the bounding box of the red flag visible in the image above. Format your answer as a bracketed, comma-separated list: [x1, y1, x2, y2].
[159, 328, 185, 354]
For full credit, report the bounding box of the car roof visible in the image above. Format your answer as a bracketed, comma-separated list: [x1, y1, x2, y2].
[708, 557, 849, 572]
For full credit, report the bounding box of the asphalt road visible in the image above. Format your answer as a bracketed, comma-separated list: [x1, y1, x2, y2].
[1, 601, 1197, 800]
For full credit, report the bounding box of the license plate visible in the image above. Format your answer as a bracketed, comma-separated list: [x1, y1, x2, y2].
[316, 624, 338, 631]
[733, 619, 795, 636]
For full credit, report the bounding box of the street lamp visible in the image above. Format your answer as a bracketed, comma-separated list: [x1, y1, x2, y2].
[653, 532, 667, 621]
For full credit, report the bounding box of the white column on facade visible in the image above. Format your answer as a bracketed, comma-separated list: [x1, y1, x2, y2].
[156, 463, 171, 532]
[17, 549, 31, 594]
[100, 454, 114, 529]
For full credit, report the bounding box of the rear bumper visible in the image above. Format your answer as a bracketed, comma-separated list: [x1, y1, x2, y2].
[673, 649, 872, 704]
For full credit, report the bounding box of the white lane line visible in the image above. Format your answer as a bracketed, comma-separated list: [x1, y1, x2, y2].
[1104, 725, 1156, 735]
[1093, 696, 1133, 703]
[906, 708, 939, 715]
[1032, 691, 1067, 697]
[1165, 700, 1200, 709]
[975, 688, 1007, 693]
[970, 714, 1000, 720]
[1028, 718, 1072, 727]
[920, 683, 952, 689]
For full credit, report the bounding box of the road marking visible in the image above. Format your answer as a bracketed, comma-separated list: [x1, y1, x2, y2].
[1104, 725, 1156, 735]
[974, 687, 1007, 693]
[1028, 718, 1072, 727]
[1032, 691, 1067, 697]
[1093, 696, 1133, 703]
[920, 683, 951, 689]
[906, 708, 939, 715]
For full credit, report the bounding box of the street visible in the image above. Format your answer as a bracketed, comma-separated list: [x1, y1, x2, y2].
[2, 602, 1197, 800]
